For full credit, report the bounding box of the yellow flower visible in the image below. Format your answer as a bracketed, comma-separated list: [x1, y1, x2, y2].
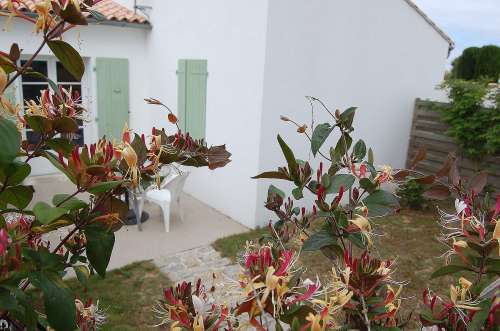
[0, 67, 7, 94]
[350, 216, 373, 247]
[170, 321, 181, 331]
[193, 315, 205, 331]
[34, 0, 52, 33]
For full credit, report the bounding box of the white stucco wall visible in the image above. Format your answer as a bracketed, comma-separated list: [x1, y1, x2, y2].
[255, 0, 450, 226]
[145, 0, 269, 228]
[0, 19, 151, 174]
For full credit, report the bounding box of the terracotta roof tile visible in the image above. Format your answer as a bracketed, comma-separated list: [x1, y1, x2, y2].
[0, 0, 149, 25]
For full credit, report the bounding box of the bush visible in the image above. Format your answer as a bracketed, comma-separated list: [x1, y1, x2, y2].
[438, 79, 500, 161]
[451, 45, 500, 82]
[398, 178, 427, 210]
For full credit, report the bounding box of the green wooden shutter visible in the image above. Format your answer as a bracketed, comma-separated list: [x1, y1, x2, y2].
[177, 59, 207, 139]
[96, 58, 129, 140]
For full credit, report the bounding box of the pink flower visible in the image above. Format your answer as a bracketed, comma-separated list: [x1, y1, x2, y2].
[0, 229, 9, 255]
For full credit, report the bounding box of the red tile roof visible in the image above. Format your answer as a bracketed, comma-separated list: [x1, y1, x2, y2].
[0, 0, 149, 25]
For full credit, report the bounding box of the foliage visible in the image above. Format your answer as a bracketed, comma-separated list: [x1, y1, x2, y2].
[451, 45, 500, 82]
[397, 178, 427, 210]
[437, 79, 500, 161]
[0, 2, 230, 330]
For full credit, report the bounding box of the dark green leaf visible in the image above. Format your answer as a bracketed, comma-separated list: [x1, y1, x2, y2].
[468, 299, 491, 331]
[45, 138, 74, 156]
[52, 194, 87, 211]
[368, 148, 374, 164]
[87, 180, 123, 195]
[277, 135, 298, 178]
[85, 226, 115, 277]
[252, 171, 290, 180]
[339, 107, 356, 128]
[24, 115, 52, 133]
[52, 116, 79, 133]
[0, 117, 20, 165]
[431, 265, 471, 279]
[43, 151, 76, 184]
[29, 272, 76, 331]
[47, 40, 84, 81]
[353, 139, 367, 160]
[0, 161, 31, 186]
[292, 186, 303, 200]
[0, 185, 33, 209]
[334, 133, 352, 157]
[73, 265, 90, 287]
[303, 231, 337, 251]
[311, 123, 334, 157]
[363, 190, 400, 217]
[88, 9, 106, 21]
[33, 202, 67, 225]
[326, 174, 355, 194]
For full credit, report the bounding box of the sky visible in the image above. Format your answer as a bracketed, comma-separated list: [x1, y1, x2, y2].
[413, 0, 500, 61]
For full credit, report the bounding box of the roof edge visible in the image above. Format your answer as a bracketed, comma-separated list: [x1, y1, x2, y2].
[402, 0, 455, 55]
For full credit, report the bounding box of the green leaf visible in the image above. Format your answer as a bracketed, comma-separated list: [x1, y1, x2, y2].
[268, 185, 285, 199]
[339, 107, 356, 128]
[33, 202, 67, 225]
[353, 139, 367, 160]
[52, 116, 79, 133]
[0, 288, 19, 311]
[252, 171, 290, 180]
[73, 265, 90, 287]
[362, 190, 400, 217]
[45, 138, 74, 156]
[431, 265, 471, 279]
[0, 185, 33, 209]
[277, 135, 298, 178]
[368, 148, 374, 164]
[87, 180, 123, 195]
[52, 194, 87, 211]
[25, 115, 52, 133]
[292, 186, 304, 200]
[85, 226, 115, 277]
[43, 151, 76, 184]
[468, 299, 491, 331]
[88, 9, 106, 21]
[334, 133, 352, 157]
[47, 40, 84, 81]
[311, 123, 334, 156]
[0, 117, 20, 165]
[29, 272, 77, 331]
[326, 174, 355, 194]
[0, 161, 31, 186]
[303, 231, 337, 251]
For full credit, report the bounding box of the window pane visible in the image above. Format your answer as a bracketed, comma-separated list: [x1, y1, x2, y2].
[60, 84, 82, 100]
[21, 60, 48, 82]
[22, 84, 48, 102]
[57, 62, 80, 82]
[26, 130, 42, 147]
[72, 128, 84, 147]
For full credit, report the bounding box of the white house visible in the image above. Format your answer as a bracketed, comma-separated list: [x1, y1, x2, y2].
[0, 0, 453, 229]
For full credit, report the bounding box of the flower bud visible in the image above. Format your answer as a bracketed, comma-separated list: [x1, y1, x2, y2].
[280, 115, 290, 122]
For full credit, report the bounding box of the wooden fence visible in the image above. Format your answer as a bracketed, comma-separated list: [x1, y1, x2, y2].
[406, 99, 500, 192]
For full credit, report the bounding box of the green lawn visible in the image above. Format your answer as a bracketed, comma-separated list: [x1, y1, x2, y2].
[212, 209, 453, 326]
[34, 261, 171, 330]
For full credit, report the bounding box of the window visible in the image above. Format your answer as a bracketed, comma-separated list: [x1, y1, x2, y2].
[177, 59, 207, 139]
[20, 58, 85, 148]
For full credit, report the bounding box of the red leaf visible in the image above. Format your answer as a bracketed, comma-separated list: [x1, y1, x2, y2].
[415, 175, 436, 185]
[436, 154, 455, 178]
[449, 159, 460, 187]
[470, 171, 488, 196]
[393, 170, 410, 180]
[410, 145, 427, 169]
[423, 185, 451, 200]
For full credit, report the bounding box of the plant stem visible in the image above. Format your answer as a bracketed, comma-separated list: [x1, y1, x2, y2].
[360, 285, 371, 331]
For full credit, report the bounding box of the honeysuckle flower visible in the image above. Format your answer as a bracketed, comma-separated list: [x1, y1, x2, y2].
[75, 299, 106, 330]
[455, 199, 467, 215]
[349, 215, 373, 247]
[34, 0, 53, 33]
[0, 229, 9, 255]
[375, 165, 393, 184]
[114, 141, 139, 188]
[305, 308, 331, 331]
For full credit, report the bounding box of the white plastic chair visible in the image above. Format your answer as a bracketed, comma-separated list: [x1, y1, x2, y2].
[145, 172, 189, 232]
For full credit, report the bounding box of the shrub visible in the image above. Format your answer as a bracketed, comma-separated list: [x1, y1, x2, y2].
[398, 178, 427, 210]
[438, 79, 500, 161]
[451, 45, 500, 82]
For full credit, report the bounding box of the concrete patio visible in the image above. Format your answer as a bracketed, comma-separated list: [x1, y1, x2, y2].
[27, 175, 249, 270]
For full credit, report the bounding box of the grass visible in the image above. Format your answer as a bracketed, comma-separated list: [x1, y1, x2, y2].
[212, 208, 453, 325]
[33, 261, 171, 330]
